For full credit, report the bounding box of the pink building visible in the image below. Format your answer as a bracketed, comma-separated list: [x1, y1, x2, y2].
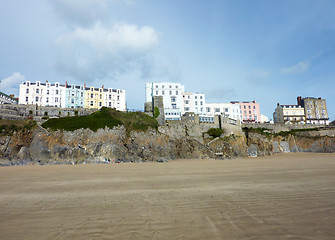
[231, 100, 260, 123]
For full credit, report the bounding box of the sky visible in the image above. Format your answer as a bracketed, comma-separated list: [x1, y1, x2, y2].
[1, 0, 335, 120]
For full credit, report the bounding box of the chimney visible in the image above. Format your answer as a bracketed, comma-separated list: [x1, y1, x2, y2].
[102, 84, 104, 89]
[297, 96, 302, 106]
[277, 103, 280, 107]
[84, 82, 86, 88]
[65, 81, 68, 87]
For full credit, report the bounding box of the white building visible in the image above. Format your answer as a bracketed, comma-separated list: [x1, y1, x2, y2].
[205, 103, 241, 120]
[19, 81, 66, 107]
[145, 82, 185, 120]
[103, 88, 126, 111]
[182, 92, 206, 115]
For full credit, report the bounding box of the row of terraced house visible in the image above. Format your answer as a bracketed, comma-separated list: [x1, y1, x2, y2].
[18, 81, 126, 111]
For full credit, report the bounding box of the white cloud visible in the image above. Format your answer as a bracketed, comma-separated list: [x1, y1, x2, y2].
[280, 61, 310, 75]
[0, 72, 26, 96]
[54, 22, 159, 82]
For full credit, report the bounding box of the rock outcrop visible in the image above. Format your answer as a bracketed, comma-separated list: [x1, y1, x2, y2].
[1, 124, 334, 166]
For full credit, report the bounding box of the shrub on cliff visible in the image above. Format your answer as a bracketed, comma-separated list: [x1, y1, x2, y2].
[207, 128, 224, 138]
[42, 107, 158, 132]
[0, 120, 36, 136]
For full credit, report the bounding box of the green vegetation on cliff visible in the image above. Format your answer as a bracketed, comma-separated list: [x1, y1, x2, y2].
[207, 128, 224, 138]
[0, 119, 36, 136]
[42, 107, 158, 132]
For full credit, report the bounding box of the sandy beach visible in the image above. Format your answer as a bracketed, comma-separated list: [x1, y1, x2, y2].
[1, 153, 335, 239]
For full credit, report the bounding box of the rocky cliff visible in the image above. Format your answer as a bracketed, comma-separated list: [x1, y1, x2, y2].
[0, 125, 334, 166]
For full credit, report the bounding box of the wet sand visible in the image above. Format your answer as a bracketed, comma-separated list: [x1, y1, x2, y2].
[1, 153, 335, 240]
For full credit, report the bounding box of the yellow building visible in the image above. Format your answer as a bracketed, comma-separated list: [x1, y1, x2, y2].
[85, 86, 103, 109]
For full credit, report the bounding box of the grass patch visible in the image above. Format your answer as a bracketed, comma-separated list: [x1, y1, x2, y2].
[0, 119, 36, 136]
[42, 107, 158, 132]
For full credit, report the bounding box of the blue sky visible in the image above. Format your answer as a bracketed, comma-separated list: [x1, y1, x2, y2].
[1, 0, 334, 120]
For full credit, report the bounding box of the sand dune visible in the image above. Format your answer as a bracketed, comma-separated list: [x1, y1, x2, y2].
[1, 153, 335, 239]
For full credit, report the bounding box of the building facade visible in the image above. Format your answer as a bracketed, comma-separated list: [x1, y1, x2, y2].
[205, 103, 241, 120]
[103, 88, 126, 111]
[297, 96, 329, 125]
[145, 82, 185, 120]
[19, 81, 65, 107]
[0, 92, 18, 104]
[19, 81, 126, 111]
[273, 103, 305, 124]
[64, 83, 85, 108]
[231, 101, 261, 123]
[182, 92, 206, 115]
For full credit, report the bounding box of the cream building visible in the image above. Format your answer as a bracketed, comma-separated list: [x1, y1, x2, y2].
[273, 104, 305, 124]
[205, 103, 241, 120]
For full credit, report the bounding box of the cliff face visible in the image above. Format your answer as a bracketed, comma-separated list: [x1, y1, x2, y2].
[246, 132, 335, 157]
[0, 125, 334, 166]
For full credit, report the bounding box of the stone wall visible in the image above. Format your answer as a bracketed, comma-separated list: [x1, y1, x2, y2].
[242, 122, 329, 133]
[0, 104, 95, 122]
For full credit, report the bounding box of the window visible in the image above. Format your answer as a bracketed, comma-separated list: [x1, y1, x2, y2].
[195, 96, 197, 99]
[176, 90, 178, 95]
[200, 96, 203, 99]
[195, 101, 198, 105]
[162, 91, 165, 95]
[109, 102, 111, 107]
[71, 99, 74, 104]
[91, 93, 94, 98]
[117, 96, 120, 101]
[36, 89, 39, 94]
[225, 108, 228, 112]
[200, 101, 203, 105]
[215, 108, 220, 112]
[200, 107, 203, 112]
[56, 90, 59, 94]
[55, 97, 58, 102]
[100, 94, 102, 99]
[169, 85, 172, 88]
[206, 107, 211, 112]
[99, 102, 102, 107]
[185, 100, 189, 104]
[35, 97, 39, 102]
[25, 96, 28, 102]
[171, 96, 176, 102]
[156, 85, 158, 88]
[185, 107, 189, 111]
[47, 90, 49, 95]
[26, 89, 29, 94]
[27, 82, 30, 86]
[244, 106, 246, 109]
[172, 104, 177, 109]
[253, 106, 255, 109]
[37, 82, 39, 86]
[248, 106, 251, 109]
[169, 90, 172, 95]
[81, 93, 83, 97]
[156, 90, 158, 95]
[109, 95, 112, 100]
[90, 101, 93, 106]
